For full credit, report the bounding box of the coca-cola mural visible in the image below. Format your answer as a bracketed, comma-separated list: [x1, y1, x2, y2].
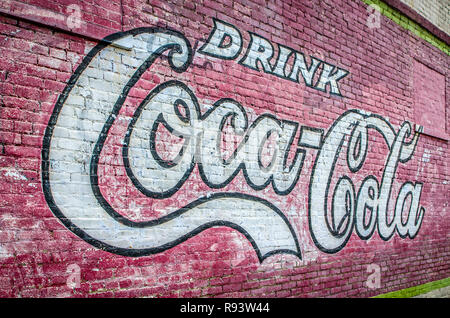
[41, 19, 425, 262]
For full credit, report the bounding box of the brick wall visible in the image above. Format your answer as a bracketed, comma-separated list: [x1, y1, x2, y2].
[400, 0, 449, 35]
[0, 0, 448, 298]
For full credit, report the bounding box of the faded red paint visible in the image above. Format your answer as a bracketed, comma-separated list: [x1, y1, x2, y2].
[0, 0, 449, 298]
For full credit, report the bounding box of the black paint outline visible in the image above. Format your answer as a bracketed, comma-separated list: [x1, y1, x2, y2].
[196, 111, 305, 196]
[329, 175, 356, 239]
[308, 115, 355, 254]
[393, 181, 426, 240]
[123, 80, 199, 199]
[197, 18, 244, 61]
[149, 114, 190, 169]
[286, 51, 322, 88]
[312, 57, 349, 97]
[257, 130, 279, 173]
[199, 17, 350, 97]
[41, 27, 301, 261]
[298, 126, 324, 149]
[355, 175, 379, 240]
[238, 31, 276, 74]
[308, 110, 425, 254]
[271, 43, 295, 78]
[40, 22, 424, 261]
[346, 121, 368, 173]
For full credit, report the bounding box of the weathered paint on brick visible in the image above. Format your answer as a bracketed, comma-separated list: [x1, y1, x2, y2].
[0, 0, 448, 298]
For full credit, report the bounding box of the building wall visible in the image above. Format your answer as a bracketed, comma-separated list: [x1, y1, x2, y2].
[0, 0, 448, 297]
[400, 0, 449, 35]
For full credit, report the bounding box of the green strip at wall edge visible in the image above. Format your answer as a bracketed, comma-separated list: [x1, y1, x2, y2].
[361, 0, 450, 55]
[373, 277, 450, 298]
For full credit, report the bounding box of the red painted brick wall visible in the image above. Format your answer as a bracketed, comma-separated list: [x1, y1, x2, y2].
[0, 0, 448, 298]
